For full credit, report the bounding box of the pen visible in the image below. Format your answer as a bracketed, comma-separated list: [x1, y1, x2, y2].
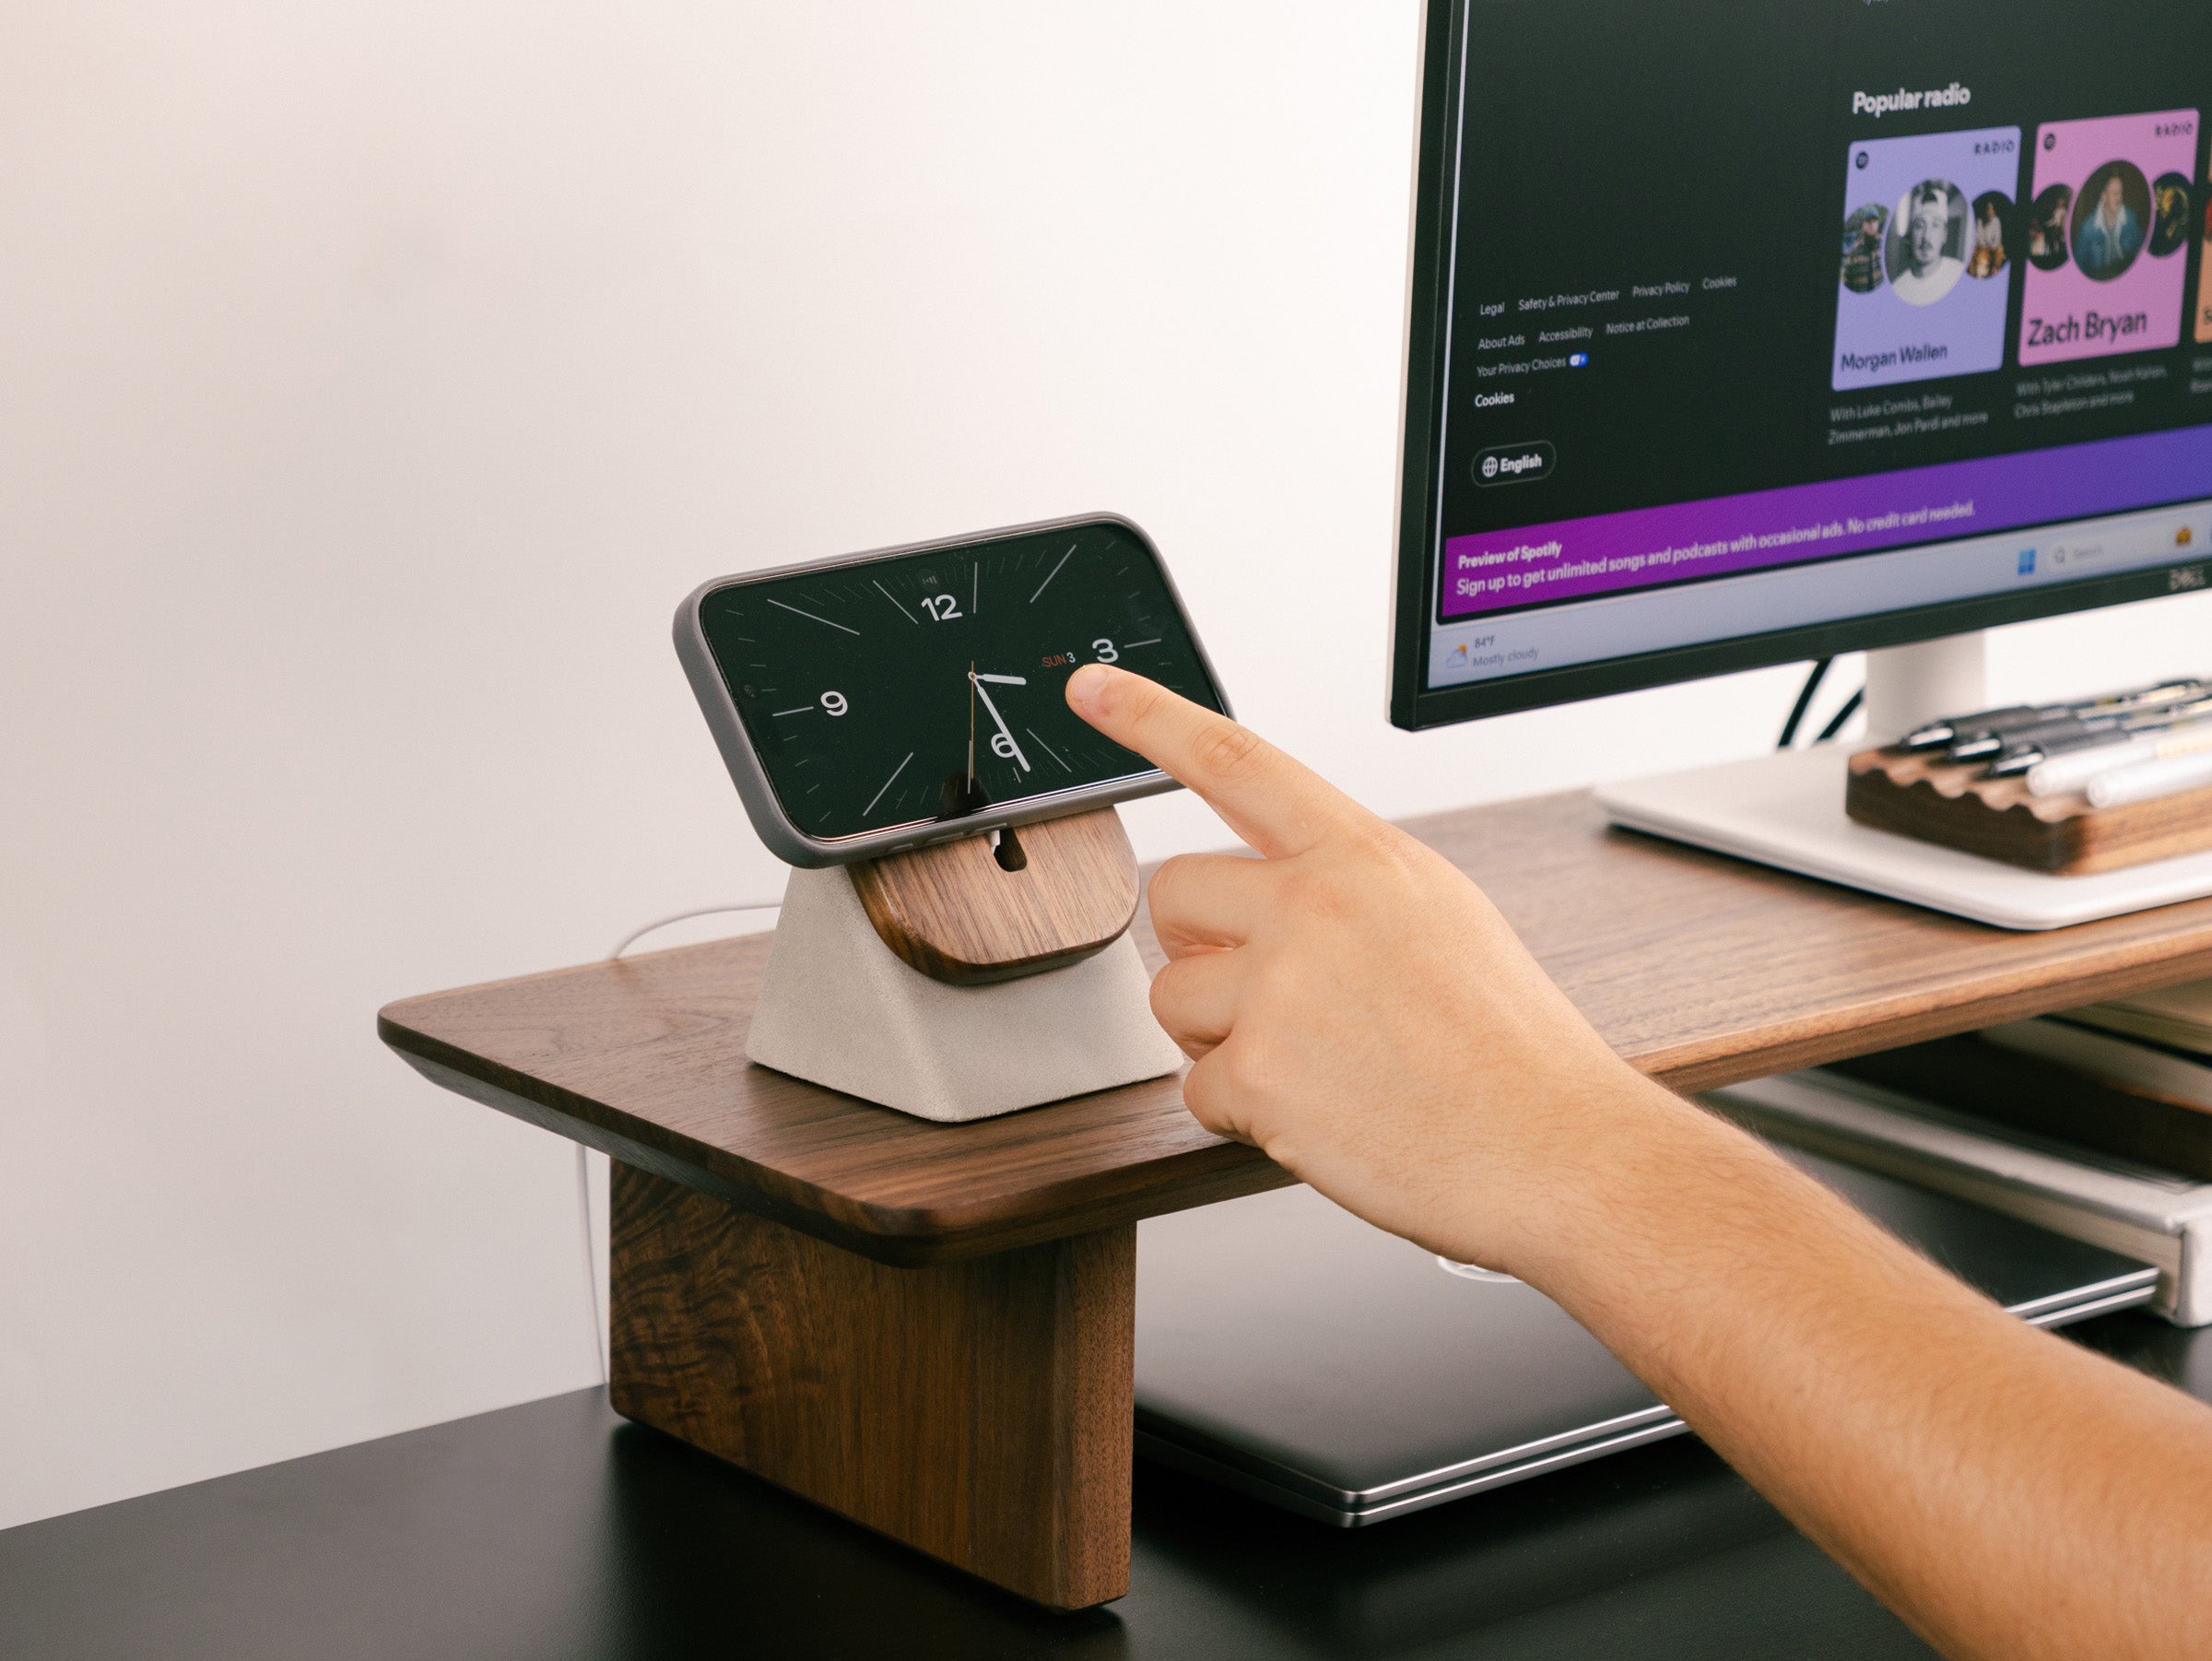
[1912, 705, 2065, 753]
[1981, 719, 2127, 775]
[2085, 749, 2212, 810]
[1983, 699, 2212, 778]
[2027, 722, 2212, 796]
[1914, 677, 2211, 754]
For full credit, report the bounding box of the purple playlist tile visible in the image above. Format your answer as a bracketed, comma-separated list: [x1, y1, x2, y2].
[1834, 126, 2020, 393]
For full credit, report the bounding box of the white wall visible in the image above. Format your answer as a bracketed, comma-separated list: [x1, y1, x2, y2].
[3, 1, 2206, 1530]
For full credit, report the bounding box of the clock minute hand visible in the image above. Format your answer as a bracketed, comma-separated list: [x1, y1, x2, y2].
[968, 672, 1031, 773]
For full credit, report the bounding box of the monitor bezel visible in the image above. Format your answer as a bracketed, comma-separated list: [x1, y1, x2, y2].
[1386, 0, 2212, 733]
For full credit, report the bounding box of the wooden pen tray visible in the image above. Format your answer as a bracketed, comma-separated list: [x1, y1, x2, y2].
[1847, 747, 2212, 876]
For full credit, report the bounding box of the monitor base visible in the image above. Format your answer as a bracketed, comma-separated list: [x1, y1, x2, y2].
[1595, 746, 2212, 931]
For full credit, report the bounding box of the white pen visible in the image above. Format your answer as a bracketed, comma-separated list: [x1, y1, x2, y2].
[2085, 749, 2212, 810]
[2027, 722, 2212, 796]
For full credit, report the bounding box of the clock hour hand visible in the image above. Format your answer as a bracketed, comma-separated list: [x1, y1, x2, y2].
[968, 671, 1031, 773]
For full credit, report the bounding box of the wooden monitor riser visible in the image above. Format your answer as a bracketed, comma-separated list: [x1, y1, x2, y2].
[381, 789, 2212, 1608]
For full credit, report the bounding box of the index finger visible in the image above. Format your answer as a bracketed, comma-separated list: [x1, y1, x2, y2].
[1065, 664, 1361, 859]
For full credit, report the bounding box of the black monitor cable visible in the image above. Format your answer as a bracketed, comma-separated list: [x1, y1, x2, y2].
[574, 901, 783, 1384]
[1778, 658, 1833, 749]
[1779, 658, 1865, 749]
[1815, 689, 1865, 745]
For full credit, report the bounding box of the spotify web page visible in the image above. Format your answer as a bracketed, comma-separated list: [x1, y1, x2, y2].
[1424, 0, 2212, 691]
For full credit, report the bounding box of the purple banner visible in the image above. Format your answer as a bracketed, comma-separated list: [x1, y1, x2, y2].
[1441, 425, 2212, 619]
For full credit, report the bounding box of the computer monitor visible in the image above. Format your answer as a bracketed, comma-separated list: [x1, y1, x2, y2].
[1388, 0, 2212, 735]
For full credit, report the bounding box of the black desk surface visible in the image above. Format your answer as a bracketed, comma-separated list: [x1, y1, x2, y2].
[5, 1314, 2207, 1660]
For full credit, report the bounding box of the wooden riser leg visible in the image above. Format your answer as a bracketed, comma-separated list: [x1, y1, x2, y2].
[606, 1161, 1135, 1610]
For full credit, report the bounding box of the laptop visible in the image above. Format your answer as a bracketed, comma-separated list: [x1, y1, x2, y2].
[1134, 1139, 2157, 1526]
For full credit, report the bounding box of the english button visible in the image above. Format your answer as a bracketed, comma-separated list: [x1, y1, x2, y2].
[1474, 441, 1557, 488]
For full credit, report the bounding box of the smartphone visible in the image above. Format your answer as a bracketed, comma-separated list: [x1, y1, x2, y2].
[674, 512, 1232, 866]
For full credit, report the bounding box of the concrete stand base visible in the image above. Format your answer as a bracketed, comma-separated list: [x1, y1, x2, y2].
[745, 865, 1185, 1123]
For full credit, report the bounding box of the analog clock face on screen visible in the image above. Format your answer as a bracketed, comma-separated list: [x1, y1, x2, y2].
[696, 520, 1226, 844]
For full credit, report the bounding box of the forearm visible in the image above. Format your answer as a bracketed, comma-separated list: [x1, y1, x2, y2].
[1513, 1078, 2212, 1661]
[1062, 666, 2212, 1658]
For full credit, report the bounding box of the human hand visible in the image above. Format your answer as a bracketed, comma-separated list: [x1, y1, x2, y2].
[1065, 665, 1685, 1280]
[1070, 666, 2212, 1661]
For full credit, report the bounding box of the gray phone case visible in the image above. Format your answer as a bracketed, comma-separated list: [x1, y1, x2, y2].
[673, 512, 1232, 867]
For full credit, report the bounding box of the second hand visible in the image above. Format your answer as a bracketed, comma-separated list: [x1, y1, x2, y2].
[968, 660, 977, 795]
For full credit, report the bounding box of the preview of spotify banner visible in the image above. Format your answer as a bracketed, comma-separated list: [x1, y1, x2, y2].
[1440, 425, 2212, 619]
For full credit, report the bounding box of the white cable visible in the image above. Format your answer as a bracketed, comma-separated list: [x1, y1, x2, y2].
[575, 1142, 607, 1384]
[575, 899, 785, 1388]
[607, 901, 783, 962]
[1436, 1256, 1522, 1286]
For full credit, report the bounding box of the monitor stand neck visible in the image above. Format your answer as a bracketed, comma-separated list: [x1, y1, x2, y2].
[1863, 631, 1988, 744]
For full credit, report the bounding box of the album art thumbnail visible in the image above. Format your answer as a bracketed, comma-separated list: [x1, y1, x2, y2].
[2020, 110, 2198, 367]
[2152, 173, 2194, 259]
[2200, 198, 2212, 345]
[1834, 126, 2019, 392]
[1841, 204, 1889, 294]
[2029, 184, 2075, 270]
[1969, 191, 2013, 279]
[2071, 160, 2153, 282]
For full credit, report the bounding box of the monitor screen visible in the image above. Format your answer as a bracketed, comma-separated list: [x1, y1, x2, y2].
[1390, 0, 2212, 729]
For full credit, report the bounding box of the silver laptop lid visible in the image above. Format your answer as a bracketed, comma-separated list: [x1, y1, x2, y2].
[1135, 1143, 2155, 1525]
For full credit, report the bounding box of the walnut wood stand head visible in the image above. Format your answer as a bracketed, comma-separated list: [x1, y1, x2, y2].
[745, 806, 1184, 1124]
[849, 807, 1143, 985]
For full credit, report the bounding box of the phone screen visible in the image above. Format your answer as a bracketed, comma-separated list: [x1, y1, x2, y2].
[696, 520, 1227, 844]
